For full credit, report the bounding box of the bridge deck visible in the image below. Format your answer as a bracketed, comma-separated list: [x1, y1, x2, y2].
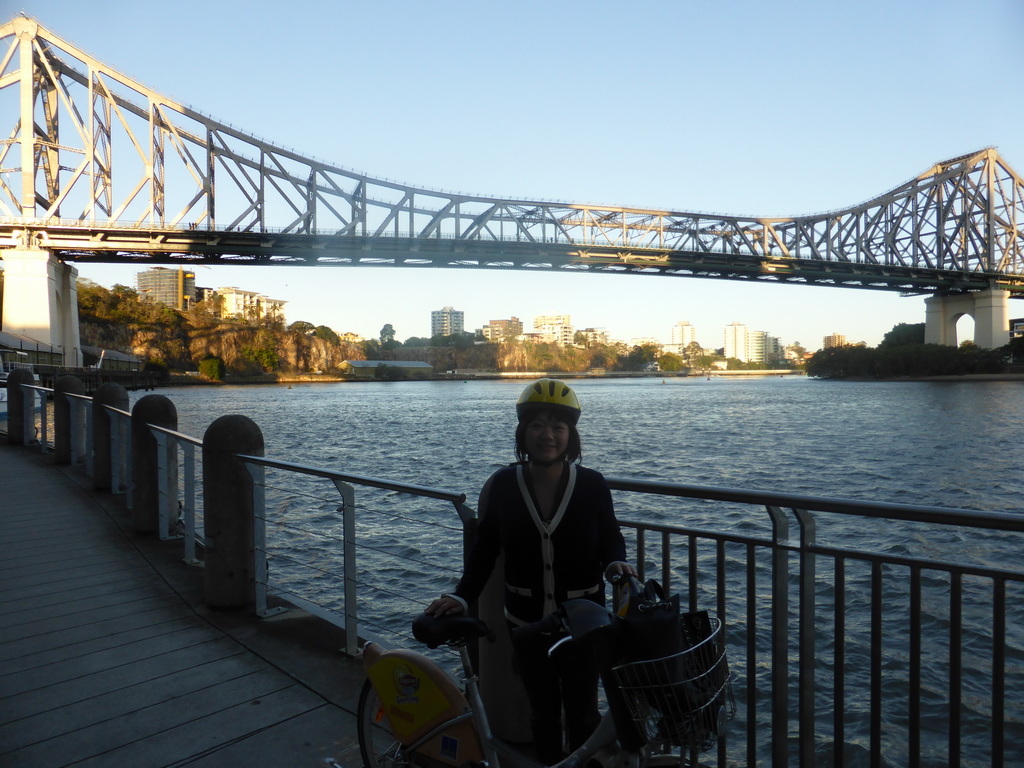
[0, 444, 364, 768]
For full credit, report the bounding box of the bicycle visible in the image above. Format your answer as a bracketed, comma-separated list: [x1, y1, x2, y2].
[356, 596, 734, 768]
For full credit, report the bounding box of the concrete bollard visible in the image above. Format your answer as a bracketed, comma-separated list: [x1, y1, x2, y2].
[131, 395, 178, 533]
[6, 369, 37, 446]
[54, 375, 87, 464]
[203, 414, 264, 610]
[92, 382, 129, 491]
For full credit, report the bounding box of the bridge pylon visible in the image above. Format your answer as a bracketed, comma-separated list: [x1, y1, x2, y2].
[924, 288, 1010, 349]
[0, 248, 82, 366]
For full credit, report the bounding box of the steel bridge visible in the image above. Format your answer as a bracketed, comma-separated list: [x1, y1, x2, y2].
[2, 15, 1024, 363]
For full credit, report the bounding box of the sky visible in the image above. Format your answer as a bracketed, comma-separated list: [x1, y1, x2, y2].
[8, 0, 1024, 350]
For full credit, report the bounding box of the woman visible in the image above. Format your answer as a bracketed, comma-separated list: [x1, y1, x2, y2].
[427, 378, 636, 762]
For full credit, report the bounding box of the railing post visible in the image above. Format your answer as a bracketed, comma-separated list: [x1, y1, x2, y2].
[131, 395, 178, 534]
[795, 508, 817, 767]
[6, 369, 35, 446]
[767, 505, 791, 768]
[92, 382, 128, 491]
[84, 399, 94, 477]
[180, 439, 198, 564]
[331, 479, 358, 655]
[54, 375, 86, 464]
[250, 462, 280, 618]
[37, 386, 49, 451]
[203, 414, 264, 610]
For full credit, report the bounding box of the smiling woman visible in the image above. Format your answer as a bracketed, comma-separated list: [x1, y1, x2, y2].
[426, 377, 637, 762]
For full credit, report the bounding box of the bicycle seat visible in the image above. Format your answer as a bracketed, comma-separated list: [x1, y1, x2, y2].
[412, 613, 490, 648]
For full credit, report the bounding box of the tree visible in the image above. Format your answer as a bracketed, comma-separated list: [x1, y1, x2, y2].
[380, 324, 396, 345]
[683, 341, 703, 362]
[658, 353, 685, 372]
[314, 325, 340, 345]
[288, 320, 316, 335]
[198, 355, 225, 380]
[879, 322, 926, 348]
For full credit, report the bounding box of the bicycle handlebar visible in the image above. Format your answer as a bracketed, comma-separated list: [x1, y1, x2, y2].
[412, 613, 490, 649]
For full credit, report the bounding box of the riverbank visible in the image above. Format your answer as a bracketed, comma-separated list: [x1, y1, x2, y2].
[164, 369, 806, 386]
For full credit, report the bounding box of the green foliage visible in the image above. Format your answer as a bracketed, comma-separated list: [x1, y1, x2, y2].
[807, 341, 1005, 379]
[375, 363, 407, 380]
[314, 325, 340, 345]
[1005, 335, 1024, 362]
[240, 329, 280, 372]
[657, 353, 685, 372]
[617, 344, 660, 371]
[879, 323, 926, 348]
[289, 320, 316, 335]
[198, 356, 225, 380]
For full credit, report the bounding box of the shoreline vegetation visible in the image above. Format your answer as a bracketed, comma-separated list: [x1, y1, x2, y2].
[73, 279, 805, 384]
[164, 369, 808, 387]
[69, 281, 1023, 385]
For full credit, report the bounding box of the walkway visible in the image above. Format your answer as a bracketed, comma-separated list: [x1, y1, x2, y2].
[0, 444, 365, 767]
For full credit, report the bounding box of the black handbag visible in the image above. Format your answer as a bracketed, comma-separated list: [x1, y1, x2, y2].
[619, 577, 683, 661]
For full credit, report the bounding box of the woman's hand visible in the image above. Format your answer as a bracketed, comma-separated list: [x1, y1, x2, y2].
[607, 561, 638, 580]
[426, 595, 466, 617]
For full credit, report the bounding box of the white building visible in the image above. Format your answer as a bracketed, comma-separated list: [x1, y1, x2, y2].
[431, 306, 465, 337]
[534, 314, 574, 345]
[725, 322, 782, 364]
[724, 322, 749, 361]
[215, 286, 287, 322]
[671, 321, 697, 347]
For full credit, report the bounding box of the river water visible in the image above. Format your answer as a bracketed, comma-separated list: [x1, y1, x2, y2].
[152, 375, 1024, 514]
[145, 375, 1022, 767]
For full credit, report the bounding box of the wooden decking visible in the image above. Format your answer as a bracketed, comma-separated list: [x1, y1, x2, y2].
[0, 444, 366, 767]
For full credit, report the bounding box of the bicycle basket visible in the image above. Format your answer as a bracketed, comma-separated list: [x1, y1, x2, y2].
[609, 614, 734, 751]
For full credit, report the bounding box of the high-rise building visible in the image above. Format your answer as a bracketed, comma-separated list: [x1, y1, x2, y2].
[725, 323, 781, 364]
[823, 333, 847, 349]
[136, 267, 196, 311]
[723, 322, 748, 361]
[482, 317, 523, 341]
[431, 306, 464, 337]
[671, 321, 697, 347]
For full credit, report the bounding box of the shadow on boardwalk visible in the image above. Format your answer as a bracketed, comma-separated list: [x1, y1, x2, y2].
[0, 445, 365, 768]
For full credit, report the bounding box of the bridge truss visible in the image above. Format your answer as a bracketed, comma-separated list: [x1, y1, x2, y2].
[2, 15, 1024, 296]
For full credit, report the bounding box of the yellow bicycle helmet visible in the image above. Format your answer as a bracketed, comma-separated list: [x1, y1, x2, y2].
[516, 378, 582, 425]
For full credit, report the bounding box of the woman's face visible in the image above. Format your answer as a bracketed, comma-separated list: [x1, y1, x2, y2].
[524, 411, 570, 464]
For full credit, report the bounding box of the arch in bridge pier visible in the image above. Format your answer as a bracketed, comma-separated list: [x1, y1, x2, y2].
[924, 288, 1009, 349]
[0, 249, 82, 366]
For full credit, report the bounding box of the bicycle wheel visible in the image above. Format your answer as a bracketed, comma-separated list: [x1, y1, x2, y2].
[357, 678, 413, 768]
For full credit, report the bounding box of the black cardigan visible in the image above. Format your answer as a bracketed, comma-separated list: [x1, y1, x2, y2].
[453, 463, 628, 625]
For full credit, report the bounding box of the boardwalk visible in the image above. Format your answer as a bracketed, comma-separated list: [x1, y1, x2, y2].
[0, 444, 365, 767]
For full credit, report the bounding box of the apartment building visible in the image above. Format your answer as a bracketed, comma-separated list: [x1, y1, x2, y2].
[431, 306, 464, 337]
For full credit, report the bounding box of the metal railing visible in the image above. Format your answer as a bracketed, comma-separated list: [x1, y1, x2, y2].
[605, 477, 1024, 768]
[236, 454, 474, 656]
[149, 425, 204, 563]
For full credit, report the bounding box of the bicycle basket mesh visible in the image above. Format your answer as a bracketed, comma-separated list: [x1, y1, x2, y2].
[610, 614, 733, 751]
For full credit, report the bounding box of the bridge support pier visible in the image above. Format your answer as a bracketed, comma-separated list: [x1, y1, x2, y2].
[0, 248, 82, 366]
[924, 288, 1010, 349]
